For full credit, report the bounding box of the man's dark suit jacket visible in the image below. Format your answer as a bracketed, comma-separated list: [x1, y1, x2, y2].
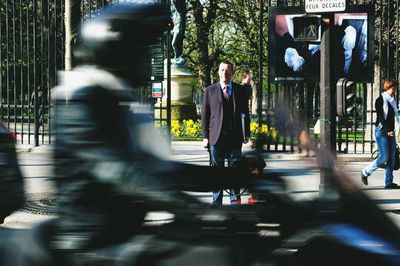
[201, 82, 250, 146]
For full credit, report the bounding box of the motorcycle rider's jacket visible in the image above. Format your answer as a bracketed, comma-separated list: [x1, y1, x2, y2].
[51, 66, 251, 251]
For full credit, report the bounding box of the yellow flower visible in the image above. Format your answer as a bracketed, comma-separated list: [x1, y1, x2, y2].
[185, 119, 194, 126]
[248, 121, 277, 140]
[250, 122, 259, 134]
[271, 129, 278, 139]
[261, 124, 268, 134]
[158, 119, 277, 140]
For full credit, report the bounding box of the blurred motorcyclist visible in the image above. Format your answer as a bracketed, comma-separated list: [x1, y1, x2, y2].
[50, 0, 250, 259]
[0, 122, 25, 224]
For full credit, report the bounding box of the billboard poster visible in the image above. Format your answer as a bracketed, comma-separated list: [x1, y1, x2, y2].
[333, 11, 370, 81]
[268, 5, 374, 83]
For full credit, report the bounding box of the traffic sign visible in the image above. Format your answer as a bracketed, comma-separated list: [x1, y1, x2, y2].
[293, 16, 321, 42]
[152, 82, 163, 98]
[305, 0, 346, 13]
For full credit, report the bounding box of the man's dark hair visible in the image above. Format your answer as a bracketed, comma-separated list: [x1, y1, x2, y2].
[220, 59, 234, 70]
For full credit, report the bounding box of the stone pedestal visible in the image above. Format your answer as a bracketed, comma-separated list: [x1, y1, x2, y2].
[162, 62, 197, 120]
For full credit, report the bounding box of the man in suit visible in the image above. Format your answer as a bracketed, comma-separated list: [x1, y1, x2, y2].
[201, 60, 250, 205]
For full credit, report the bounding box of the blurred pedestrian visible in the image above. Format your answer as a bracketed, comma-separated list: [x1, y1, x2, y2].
[361, 78, 399, 189]
[30, 84, 46, 128]
[240, 71, 252, 100]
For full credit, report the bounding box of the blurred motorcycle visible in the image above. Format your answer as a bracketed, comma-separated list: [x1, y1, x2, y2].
[0, 122, 25, 224]
[0, 151, 399, 266]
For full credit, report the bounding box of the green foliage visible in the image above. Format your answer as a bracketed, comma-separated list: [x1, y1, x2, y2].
[183, 0, 269, 89]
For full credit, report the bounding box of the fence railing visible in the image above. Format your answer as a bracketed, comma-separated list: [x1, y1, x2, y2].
[0, 0, 399, 154]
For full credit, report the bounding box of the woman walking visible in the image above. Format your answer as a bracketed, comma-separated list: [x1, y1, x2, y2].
[361, 78, 399, 189]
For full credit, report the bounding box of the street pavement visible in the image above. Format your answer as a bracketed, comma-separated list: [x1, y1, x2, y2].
[2, 141, 400, 229]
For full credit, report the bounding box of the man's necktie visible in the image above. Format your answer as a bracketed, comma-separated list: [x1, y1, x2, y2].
[223, 86, 229, 100]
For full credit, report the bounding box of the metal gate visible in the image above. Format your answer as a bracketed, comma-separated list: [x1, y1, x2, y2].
[0, 0, 117, 146]
[0, 0, 65, 146]
[1, 0, 399, 153]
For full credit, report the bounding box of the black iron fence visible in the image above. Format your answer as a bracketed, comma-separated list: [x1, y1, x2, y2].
[0, 0, 64, 145]
[0, 0, 399, 154]
[0, 0, 116, 146]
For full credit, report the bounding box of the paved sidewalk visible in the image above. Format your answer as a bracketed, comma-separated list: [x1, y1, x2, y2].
[169, 141, 400, 227]
[172, 141, 400, 204]
[3, 141, 400, 229]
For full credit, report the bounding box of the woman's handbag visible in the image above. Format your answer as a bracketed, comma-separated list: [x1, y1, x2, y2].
[371, 144, 400, 170]
[395, 145, 400, 170]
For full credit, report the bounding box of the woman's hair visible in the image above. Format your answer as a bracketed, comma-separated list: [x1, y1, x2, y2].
[383, 78, 398, 91]
[240, 70, 250, 79]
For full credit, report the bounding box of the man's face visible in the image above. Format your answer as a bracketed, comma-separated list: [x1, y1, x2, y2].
[218, 63, 234, 84]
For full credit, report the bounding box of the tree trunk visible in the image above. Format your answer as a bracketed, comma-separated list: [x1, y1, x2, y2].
[65, 0, 81, 70]
[251, 83, 258, 115]
[189, 0, 218, 87]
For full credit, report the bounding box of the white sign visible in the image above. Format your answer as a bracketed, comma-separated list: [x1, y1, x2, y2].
[152, 82, 163, 98]
[305, 0, 346, 13]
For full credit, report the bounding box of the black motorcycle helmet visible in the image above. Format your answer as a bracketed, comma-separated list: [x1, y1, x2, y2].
[75, 1, 172, 86]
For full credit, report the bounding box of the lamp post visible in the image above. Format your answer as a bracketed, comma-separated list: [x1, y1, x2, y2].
[319, 14, 336, 193]
[257, 0, 264, 151]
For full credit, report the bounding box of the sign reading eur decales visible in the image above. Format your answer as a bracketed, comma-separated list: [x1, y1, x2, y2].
[305, 0, 346, 13]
